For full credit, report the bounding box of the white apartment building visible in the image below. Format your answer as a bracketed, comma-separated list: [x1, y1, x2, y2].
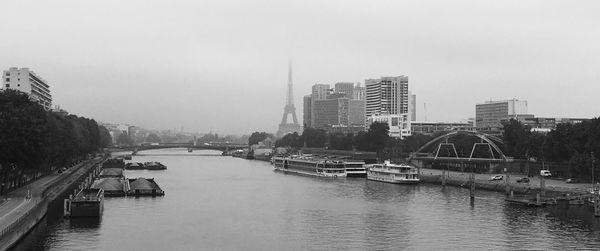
[368, 113, 411, 138]
[2, 67, 52, 110]
[365, 76, 409, 118]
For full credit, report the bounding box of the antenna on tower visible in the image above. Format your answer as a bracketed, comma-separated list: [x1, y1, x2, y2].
[424, 102, 427, 122]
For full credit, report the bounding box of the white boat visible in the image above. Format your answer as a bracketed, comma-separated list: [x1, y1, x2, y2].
[271, 155, 346, 178]
[344, 160, 367, 177]
[366, 160, 419, 184]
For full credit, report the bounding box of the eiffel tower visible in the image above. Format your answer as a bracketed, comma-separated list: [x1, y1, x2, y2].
[276, 62, 302, 137]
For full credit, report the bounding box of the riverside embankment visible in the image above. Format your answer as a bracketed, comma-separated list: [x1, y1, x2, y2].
[249, 157, 591, 197]
[419, 168, 592, 197]
[0, 157, 105, 250]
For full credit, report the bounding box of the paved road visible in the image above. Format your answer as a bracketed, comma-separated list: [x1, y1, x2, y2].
[0, 165, 78, 230]
[420, 168, 594, 193]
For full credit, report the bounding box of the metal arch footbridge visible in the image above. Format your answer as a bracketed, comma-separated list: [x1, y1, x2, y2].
[408, 130, 512, 164]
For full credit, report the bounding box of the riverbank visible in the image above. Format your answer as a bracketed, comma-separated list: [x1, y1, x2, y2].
[0, 157, 105, 250]
[251, 156, 589, 197]
[419, 170, 590, 198]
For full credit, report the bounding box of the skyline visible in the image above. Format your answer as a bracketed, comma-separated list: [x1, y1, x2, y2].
[1, 0, 599, 134]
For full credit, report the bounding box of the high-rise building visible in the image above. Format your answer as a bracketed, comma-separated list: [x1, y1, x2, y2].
[348, 99, 365, 127]
[311, 84, 331, 101]
[334, 82, 354, 98]
[365, 76, 409, 118]
[475, 98, 530, 134]
[408, 92, 416, 121]
[312, 97, 349, 129]
[353, 83, 365, 100]
[2, 67, 52, 110]
[303, 95, 312, 128]
[309, 82, 366, 130]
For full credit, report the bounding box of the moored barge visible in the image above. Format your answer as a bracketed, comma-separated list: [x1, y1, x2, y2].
[65, 188, 104, 217]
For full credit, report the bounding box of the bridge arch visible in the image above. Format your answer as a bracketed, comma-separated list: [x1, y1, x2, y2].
[409, 130, 508, 161]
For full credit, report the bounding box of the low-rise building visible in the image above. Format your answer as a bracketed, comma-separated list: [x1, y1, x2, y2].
[411, 121, 475, 136]
[476, 98, 531, 135]
[367, 114, 411, 138]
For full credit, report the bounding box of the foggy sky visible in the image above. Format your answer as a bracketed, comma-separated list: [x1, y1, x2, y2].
[1, 0, 599, 135]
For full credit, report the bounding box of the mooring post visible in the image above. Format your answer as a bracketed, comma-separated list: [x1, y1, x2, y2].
[540, 175, 546, 197]
[595, 192, 600, 217]
[470, 172, 475, 202]
[442, 170, 446, 187]
[536, 193, 541, 206]
[505, 171, 511, 195]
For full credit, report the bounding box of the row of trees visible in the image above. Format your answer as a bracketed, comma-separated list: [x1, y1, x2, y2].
[248, 132, 274, 146]
[275, 117, 600, 180]
[275, 122, 393, 152]
[503, 118, 600, 180]
[0, 89, 111, 193]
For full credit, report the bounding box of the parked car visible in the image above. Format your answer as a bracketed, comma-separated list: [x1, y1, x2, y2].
[566, 178, 579, 183]
[490, 175, 504, 181]
[516, 177, 530, 183]
[540, 170, 552, 177]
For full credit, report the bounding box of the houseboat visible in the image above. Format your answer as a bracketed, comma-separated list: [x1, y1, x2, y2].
[344, 160, 367, 177]
[366, 160, 419, 184]
[272, 155, 346, 178]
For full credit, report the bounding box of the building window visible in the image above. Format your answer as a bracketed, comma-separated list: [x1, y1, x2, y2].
[5, 84, 9, 88]
[5, 78, 8, 82]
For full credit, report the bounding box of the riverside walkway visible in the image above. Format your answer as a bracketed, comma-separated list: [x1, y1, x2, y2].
[421, 167, 594, 194]
[0, 158, 103, 250]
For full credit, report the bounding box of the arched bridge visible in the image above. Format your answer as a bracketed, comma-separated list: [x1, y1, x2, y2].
[113, 142, 247, 152]
[408, 130, 513, 172]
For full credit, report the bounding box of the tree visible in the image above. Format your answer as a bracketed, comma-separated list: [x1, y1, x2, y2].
[329, 133, 354, 150]
[146, 133, 161, 143]
[275, 132, 302, 148]
[0, 90, 49, 186]
[301, 128, 327, 148]
[116, 132, 133, 146]
[367, 122, 390, 152]
[99, 126, 112, 148]
[502, 119, 532, 159]
[248, 132, 273, 146]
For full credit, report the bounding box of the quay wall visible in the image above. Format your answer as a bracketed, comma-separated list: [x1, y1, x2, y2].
[248, 157, 586, 198]
[0, 158, 105, 251]
[419, 173, 585, 197]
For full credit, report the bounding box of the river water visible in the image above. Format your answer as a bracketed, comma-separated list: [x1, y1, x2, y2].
[12, 148, 600, 250]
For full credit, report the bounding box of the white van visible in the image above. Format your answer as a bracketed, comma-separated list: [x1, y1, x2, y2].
[540, 170, 552, 177]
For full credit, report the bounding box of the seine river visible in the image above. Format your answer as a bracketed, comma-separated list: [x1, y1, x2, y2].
[12, 148, 600, 250]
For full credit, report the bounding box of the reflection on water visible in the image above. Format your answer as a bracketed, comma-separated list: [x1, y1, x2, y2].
[13, 148, 600, 250]
[68, 217, 101, 229]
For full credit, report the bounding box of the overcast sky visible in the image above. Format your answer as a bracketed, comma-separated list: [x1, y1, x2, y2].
[1, 0, 598, 134]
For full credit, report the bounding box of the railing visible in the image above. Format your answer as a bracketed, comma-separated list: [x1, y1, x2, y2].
[1, 157, 106, 245]
[0, 197, 47, 242]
